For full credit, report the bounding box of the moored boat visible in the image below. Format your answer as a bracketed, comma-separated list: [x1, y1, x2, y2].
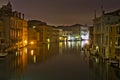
[0, 52, 8, 57]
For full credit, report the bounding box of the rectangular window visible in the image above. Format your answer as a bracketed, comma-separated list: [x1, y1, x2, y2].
[117, 26, 120, 34]
[118, 37, 120, 46]
[116, 37, 120, 46]
[110, 27, 112, 32]
[106, 36, 108, 45]
[0, 32, 1, 37]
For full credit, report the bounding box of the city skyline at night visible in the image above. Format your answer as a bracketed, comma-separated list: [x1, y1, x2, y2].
[1, 0, 120, 26]
[1, 1, 120, 80]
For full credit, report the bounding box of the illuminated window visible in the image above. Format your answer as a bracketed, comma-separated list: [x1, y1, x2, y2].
[33, 26, 36, 28]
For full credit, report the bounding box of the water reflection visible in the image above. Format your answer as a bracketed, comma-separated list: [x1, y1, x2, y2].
[0, 49, 27, 80]
[27, 43, 59, 64]
[0, 41, 120, 80]
[89, 56, 120, 80]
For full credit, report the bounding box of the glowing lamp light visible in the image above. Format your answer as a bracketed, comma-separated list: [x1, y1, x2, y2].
[47, 38, 50, 43]
[33, 26, 36, 28]
[96, 46, 99, 50]
[59, 37, 62, 40]
[24, 40, 27, 44]
[30, 41, 34, 45]
[85, 40, 89, 45]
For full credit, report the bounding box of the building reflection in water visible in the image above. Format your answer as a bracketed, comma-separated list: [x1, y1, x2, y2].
[89, 56, 120, 80]
[81, 40, 87, 48]
[0, 47, 28, 80]
[0, 42, 120, 80]
[27, 43, 59, 64]
[0, 43, 60, 80]
[47, 43, 50, 50]
[59, 42, 63, 55]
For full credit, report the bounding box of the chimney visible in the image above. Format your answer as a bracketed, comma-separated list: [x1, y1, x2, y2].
[19, 12, 21, 18]
[22, 14, 24, 19]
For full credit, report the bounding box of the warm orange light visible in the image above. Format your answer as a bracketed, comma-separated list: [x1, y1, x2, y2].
[24, 40, 27, 44]
[31, 50, 34, 56]
[85, 40, 89, 45]
[16, 52, 18, 56]
[59, 42, 63, 47]
[33, 55, 36, 63]
[30, 41, 34, 45]
[47, 38, 50, 43]
[59, 37, 62, 40]
[47, 44, 50, 50]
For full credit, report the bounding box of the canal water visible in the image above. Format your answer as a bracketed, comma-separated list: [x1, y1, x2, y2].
[0, 41, 120, 80]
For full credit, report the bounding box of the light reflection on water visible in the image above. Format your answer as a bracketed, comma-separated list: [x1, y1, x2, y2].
[0, 41, 120, 80]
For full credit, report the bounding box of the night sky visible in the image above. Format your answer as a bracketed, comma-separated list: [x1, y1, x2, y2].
[1, 0, 120, 26]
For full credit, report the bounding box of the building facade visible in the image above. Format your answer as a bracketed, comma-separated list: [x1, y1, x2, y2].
[88, 26, 93, 48]
[28, 20, 59, 44]
[0, 19, 5, 51]
[93, 9, 120, 59]
[109, 23, 120, 59]
[57, 24, 89, 41]
[0, 2, 28, 51]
